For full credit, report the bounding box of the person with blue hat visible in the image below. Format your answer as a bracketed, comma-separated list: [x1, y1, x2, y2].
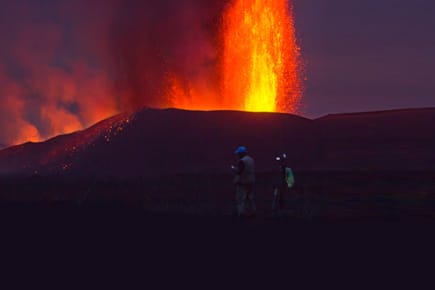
[231, 146, 256, 217]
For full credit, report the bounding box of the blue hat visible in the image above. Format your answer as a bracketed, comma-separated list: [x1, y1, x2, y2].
[234, 146, 247, 155]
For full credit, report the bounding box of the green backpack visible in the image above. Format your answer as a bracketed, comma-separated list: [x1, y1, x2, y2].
[285, 167, 295, 188]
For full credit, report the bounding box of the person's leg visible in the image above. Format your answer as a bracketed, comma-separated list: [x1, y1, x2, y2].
[272, 188, 279, 212]
[248, 184, 256, 215]
[236, 185, 247, 216]
[279, 185, 286, 211]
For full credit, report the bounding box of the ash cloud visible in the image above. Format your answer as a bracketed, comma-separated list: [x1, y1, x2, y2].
[0, 0, 228, 146]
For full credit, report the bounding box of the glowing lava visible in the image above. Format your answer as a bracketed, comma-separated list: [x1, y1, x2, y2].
[167, 0, 302, 113]
[222, 0, 302, 113]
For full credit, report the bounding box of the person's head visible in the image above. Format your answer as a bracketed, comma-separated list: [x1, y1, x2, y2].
[275, 153, 287, 166]
[234, 146, 247, 158]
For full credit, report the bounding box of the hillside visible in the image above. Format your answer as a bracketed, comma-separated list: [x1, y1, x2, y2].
[0, 107, 434, 178]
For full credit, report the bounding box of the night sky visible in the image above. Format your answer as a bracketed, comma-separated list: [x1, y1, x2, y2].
[0, 0, 434, 146]
[293, 0, 435, 116]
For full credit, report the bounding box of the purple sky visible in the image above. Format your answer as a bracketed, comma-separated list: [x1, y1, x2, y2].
[293, 0, 435, 117]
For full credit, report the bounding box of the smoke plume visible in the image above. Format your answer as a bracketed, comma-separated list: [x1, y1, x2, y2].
[0, 0, 227, 146]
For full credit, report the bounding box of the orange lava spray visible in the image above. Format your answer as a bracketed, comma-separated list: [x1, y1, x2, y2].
[222, 0, 302, 113]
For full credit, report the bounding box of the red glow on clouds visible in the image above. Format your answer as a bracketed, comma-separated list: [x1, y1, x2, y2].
[0, 0, 302, 146]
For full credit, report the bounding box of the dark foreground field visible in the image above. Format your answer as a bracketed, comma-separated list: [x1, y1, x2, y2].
[1, 170, 434, 223]
[2, 171, 435, 281]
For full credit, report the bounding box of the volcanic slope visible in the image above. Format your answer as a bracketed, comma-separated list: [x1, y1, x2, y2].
[316, 108, 435, 171]
[0, 107, 434, 178]
[0, 108, 314, 178]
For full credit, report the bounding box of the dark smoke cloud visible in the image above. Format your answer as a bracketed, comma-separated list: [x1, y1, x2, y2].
[108, 0, 228, 110]
[0, 0, 228, 146]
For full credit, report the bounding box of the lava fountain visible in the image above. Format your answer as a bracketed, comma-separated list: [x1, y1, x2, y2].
[222, 0, 302, 113]
[167, 0, 302, 113]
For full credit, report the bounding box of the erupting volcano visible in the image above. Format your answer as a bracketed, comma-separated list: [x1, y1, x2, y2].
[0, 0, 302, 147]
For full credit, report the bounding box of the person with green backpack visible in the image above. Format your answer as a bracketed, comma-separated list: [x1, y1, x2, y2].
[272, 153, 295, 214]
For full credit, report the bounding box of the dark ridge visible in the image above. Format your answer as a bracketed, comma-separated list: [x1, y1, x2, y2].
[316, 107, 435, 120]
[0, 107, 434, 178]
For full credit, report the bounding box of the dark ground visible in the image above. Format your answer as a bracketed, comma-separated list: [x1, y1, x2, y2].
[1, 170, 434, 221]
[1, 172, 435, 283]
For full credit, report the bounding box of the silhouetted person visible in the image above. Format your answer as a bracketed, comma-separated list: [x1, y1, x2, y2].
[231, 146, 256, 217]
[272, 153, 295, 214]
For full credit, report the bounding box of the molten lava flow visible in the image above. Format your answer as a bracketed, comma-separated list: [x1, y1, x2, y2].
[222, 0, 301, 113]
